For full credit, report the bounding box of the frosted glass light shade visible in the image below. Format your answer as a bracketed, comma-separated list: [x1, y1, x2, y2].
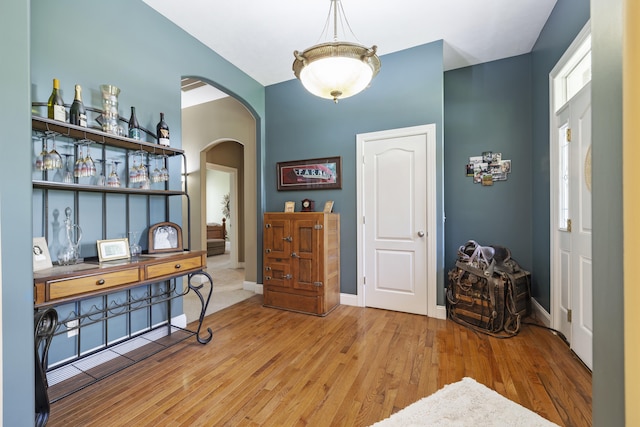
[293, 42, 381, 103]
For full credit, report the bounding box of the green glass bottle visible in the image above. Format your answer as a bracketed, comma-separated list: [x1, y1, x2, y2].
[47, 78, 66, 122]
[69, 84, 87, 127]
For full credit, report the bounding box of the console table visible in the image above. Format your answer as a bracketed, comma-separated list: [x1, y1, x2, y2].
[33, 250, 213, 423]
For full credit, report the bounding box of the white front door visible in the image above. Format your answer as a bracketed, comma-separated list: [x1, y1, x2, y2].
[554, 83, 593, 369]
[356, 125, 436, 316]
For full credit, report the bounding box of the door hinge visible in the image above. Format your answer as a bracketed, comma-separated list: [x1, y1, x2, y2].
[567, 309, 572, 323]
[567, 219, 572, 232]
[566, 128, 572, 142]
[313, 281, 323, 287]
[314, 224, 323, 230]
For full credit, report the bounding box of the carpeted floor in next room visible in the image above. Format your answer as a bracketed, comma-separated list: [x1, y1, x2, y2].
[183, 251, 254, 323]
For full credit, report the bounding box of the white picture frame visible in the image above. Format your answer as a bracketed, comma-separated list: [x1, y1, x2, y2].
[33, 237, 53, 271]
[97, 238, 130, 262]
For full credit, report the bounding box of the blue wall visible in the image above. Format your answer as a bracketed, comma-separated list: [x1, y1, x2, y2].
[265, 42, 446, 298]
[444, 54, 533, 275]
[1, 0, 265, 423]
[1, 0, 36, 425]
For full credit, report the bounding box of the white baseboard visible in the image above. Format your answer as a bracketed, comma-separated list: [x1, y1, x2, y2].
[434, 305, 447, 319]
[531, 297, 551, 327]
[171, 313, 187, 329]
[246, 281, 262, 294]
[340, 293, 359, 306]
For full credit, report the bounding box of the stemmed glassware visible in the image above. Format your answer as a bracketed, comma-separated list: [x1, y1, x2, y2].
[43, 133, 62, 171]
[35, 136, 47, 171]
[61, 154, 74, 183]
[74, 141, 96, 179]
[107, 160, 121, 187]
[151, 156, 162, 183]
[94, 159, 106, 186]
[160, 155, 169, 182]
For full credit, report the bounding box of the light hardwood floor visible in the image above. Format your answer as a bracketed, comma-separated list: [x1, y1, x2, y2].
[48, 295, 592, 427]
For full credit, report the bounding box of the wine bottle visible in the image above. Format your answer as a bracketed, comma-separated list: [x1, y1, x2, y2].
[47, 78, 66, 122]
[69, 84, 87, 127]
[156, 112, 170, 146]
[128, 106, 141, 140]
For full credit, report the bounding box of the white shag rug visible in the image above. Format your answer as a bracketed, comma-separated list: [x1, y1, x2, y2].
[370, 377, 559, 427]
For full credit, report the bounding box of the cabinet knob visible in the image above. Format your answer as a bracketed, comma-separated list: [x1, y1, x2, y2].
[284, 274, 292, 280]
[175, 264, 181, 269]
[282, 236, 293, 242]
[291, 252, 298, 258]
[265, 266, 271, 271]
[265, 276, 272, 281]
[265, 248, 272, 254]
[96, 279, 105, 285]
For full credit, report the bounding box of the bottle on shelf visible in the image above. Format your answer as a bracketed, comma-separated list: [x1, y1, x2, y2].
[156, 112, 170, 146]
[47, 78, 66, 122]
[128, 106, 141, 140]
[69, 84, 87, 127]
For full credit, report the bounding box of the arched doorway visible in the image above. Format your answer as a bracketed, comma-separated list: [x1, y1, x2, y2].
[181, 78, 259, 318]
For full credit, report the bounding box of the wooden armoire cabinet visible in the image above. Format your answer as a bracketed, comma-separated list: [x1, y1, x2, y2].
[263, 212, 340, 316]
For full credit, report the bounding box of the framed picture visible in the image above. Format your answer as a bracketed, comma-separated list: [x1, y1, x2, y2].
[148, 222, 183, 254]
[277, 156, 342, 191]
[323, 201, 334, 213]
[33, 237, 53, 271]
[97, 238, 130, 262]
[284, 201, 295, 212]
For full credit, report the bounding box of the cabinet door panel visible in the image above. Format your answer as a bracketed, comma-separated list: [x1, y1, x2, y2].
[292, 219, 320, 292]
[264, 218, 290, 258]
[264, 260, 291, 290]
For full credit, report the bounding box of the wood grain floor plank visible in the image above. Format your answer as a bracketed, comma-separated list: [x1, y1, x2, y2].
[47, 296, 591, 427]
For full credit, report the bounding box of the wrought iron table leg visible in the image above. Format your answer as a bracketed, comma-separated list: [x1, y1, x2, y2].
[187, 271, 214, 344]
[34, 307, 58, 427]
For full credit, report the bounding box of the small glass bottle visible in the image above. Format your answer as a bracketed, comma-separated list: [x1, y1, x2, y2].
[156, 112, 170, 146]
[128, 106, 141, 140]
[69, 84, 87, 127]
[47, 78, 66, 122]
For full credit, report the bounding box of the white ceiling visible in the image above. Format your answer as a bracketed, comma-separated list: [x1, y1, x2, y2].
[145, 0, 557, 104]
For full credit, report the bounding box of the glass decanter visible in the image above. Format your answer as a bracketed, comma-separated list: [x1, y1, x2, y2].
[57, 207, 83, 265]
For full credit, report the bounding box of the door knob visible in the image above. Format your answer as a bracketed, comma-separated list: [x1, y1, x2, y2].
[417, 230, 425, 237]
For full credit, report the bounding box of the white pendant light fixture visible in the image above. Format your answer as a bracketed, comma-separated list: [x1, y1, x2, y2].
[293, 0, 381, 103]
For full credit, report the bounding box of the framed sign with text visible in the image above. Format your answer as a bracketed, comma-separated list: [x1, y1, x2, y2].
[277, 157, 342, 191]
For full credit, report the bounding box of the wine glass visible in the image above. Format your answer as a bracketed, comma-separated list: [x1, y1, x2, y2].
[35, 136, 47, 171]
[107, 160, 121, 187]
[44, 133, 62, 170]
[129, 156, 139, 185]
[137, 152, 148, 183]
[61, 154, 74, 183]
[151, 156, 162, 183]
[160, 155, 169, 182]
[83, 142, 96, 177]
[94, 159, 106, 186]
[74, 145, 84, 178]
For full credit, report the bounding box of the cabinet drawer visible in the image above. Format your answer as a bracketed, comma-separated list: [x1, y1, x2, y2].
[48, 268, 141, 301]
[145, 255, 203, 279]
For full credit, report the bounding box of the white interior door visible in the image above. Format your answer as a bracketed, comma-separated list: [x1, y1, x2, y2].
[356, 125, 436, 316]
[554, 84, 593, 369]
